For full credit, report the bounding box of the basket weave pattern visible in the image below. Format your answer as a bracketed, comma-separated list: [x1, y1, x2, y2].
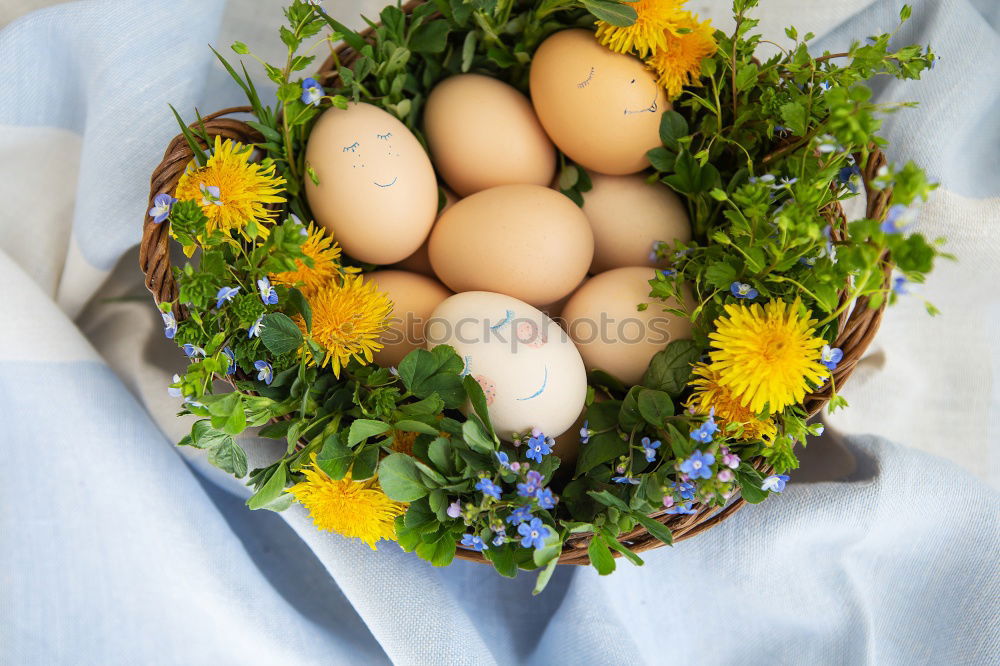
[139, 1, 892, 566]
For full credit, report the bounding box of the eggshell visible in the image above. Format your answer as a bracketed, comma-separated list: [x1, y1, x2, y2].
[424, 74, 556, 196]
[426, 291, 587, 439]
[392, 188, 458, 277]
[305, 102, 438, 264]
[561, 267, 692, 385]
[367, 270, 453, 367]
[429, 184, 594, 306]
[530, 29, 668, 175]
[583, 172, 691, 273]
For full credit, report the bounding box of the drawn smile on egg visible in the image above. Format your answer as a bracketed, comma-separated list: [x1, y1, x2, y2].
[343, 131, 402, 189]
[624, 78, 659, 115]
[516, 366, 549, 401]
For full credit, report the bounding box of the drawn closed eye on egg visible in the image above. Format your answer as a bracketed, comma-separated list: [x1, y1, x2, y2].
[577, 67, 596, 88]
[343, 141, 359, 153]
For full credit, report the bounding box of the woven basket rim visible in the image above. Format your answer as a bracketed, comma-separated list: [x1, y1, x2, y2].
[139, 0, 894, 567]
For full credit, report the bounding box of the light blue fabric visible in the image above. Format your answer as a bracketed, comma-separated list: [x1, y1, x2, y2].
[1, 0, 998, 664]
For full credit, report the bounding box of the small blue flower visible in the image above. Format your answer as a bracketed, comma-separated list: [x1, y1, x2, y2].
[535, 488, 557, 510]
[762, 474, 790, 493]
[516, 470, 543, 498]
[476, 477, 502, 499]
[818, 81, 832, 92]
[673, 481, 695, 500]
[301, 77, 323, 106]
[579, 420, 591, 444]
[773, 124, 788, 133]
[820, 345, 843, 371]
[161, 310, 178, 339]
[642, 436, 661, 463]
[495, 451, 512, 469]
[199, 183, 223, 207]
[658, 269, 676, 279]
[881, 204, 917, 234]
[254, 360, 273, 385]
[893, 275, 909, 295]
[680, 449, 715, 480]
[730, 281, 758, 299]
[506, 505, 534, 525]
[257, 276, 278, 305]
[248, 315, 265, 338]
[525, 430, 553, 463]
[665, 503, 697, 515]
[648, 240, 665, 262]
[777, 176, 798, 188]
[446, 501, 462, 519]
[222, 346, 237, 375]
[517, 517, 551, 550]
[215, 286, 240, 309]
[689, 410, 718, 444]
[167, 373, 183, 398]
[492, 534, 506, 547]
[612, 476, 641, 485]
[837, 164, 861, 190]
[148, 193, 177, 224]
[460, 533, 488, 552]
[182, 343, 205, 358]
[813, 424, 826, 436]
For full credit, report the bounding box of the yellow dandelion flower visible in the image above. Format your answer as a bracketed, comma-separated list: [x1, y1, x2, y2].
[595, 0, 687, 57]
[645, 14, 717, 99]
[288, 455, 407, 550]
[306, 274, 394, 376]
[706, 299, 829, 414]
[271, 223, 355, 297]
[173, 135, 285, 241]
[686, 363, 778, 441]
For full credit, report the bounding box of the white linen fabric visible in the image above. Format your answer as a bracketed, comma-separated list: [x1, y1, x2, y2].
[1, 1, 997, 664]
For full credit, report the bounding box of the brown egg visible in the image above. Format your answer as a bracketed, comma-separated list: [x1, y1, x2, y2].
[366, 270, 452, 367]
[561, 267, 691, 385]
[428, 185, 594, 306]
[305, 103, 438, 264]
[393, 188, 459, 276]
[583, 172, 691, 273]
[530, 29, 668, 175]
[424, 74, 556, 196]
[540, 276, 587, 320]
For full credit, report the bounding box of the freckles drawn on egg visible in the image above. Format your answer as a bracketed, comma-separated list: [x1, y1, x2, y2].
[342, 131, 402, 189]
[474, 374, 497, 406]
[515, 321, 547, 349]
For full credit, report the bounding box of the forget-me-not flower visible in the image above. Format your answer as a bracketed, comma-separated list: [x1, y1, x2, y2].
[762, 474, 790, 493]
[673, 480, 695, 501]
[517, 518, 550, 550]
[730, 281, 758, 299]
[517, 470, 544, 498]
[689, 409, 719, 444]
[446, 501, 462, 519]
[612, 476, 641, 485]
[182, 343, 205, 358]
[525, 429, 553, 463]
[820, 345, 843, 371]
[222, 346, 237, 375]
[161, 310, 178, 339]
[215, 286, 240, 309]
[893, 275, 910, 295]
[642, 436, 661, 463]
[248, 314, 265, 338]
[680, 449, 715, 480]
[460, 533, 488, 552]
[301, 77, 324, 106]
[579, 420, 591, 444]
[254, 360, 273, 385]
[506, 505, 534, 525]
[476, 477, 502, 499]
[199, 183, 223, 207]
[495, 451, 512, 469]
[257, 276, 278, 305]
[535, 488, 557, 510]
[148, 194, 177, 223]
[665, 503, 697, 515]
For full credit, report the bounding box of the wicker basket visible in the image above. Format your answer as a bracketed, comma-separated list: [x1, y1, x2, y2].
[139, 0, 893, 566]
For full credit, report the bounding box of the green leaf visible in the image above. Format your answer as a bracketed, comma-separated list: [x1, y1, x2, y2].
[641, 339, 701, 397]
[633, 514, 674, 546]
[207, 437, 248, 478]
[259, 313, 303, 356]
[208, 392, 246, 436]
[462, 418, 495, 455]
[316, 433, 353, 480]
[779, 101, 807, 136]
[460, 32, 477, 72]
[247, 462, 288, 511]
[397, 347, 466, 408]
[736, 464, 768, 504]
[393, 419, 440, 436]
[378, 453, 429, 501]
[415, 530, 458, 566]
[532, 531, 563, 568]
[532, 556, 559, 595]
[427, 437, 456, 474]
[619, 386, 645, 430]
[348, 419, 391, 446]
[581, 0, 638, 27]
[587, 490, 630, 512]
[352, 444, 379, 480]
[410, 19, 451, 53]
[637, 390, 674, 427]
[587, 535, 617, 575]
[576, 431, 627, 476]
[285, 287, 312, 332]
[705, 261, 739, 290]
[463, 374, 495, 437]
[603, 531, 644, 567]
[658, 110, 689, 151]
[735, 63, 758, 91]
[647, 146, 677, 172]
[486, 545, 519, 578]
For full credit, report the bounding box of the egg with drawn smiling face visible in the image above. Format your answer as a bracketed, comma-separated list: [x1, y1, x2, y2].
[305, 102, 438, 264]
[530, 29, 668, 175]
[426, 291, 587, 441]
